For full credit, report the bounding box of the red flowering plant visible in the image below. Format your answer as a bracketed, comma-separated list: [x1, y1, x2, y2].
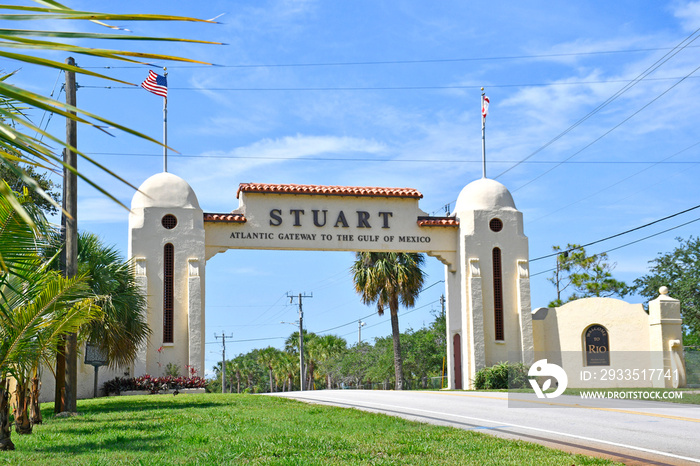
[103, 373, 207, 395]
[186, 365, 198, 377]
[156, 346, 164, 371]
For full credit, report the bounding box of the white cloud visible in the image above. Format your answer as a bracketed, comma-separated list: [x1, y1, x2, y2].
[673, 1, 700, 30]
[221, 0, 317, 38]
[200, 134, 387, 172]
[268, 134, 382, 157]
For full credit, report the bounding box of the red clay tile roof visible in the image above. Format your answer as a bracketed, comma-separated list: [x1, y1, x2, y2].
[203, 213, 247, 223]
[237, 183, 423, 199]
[417, 216, 459, 227]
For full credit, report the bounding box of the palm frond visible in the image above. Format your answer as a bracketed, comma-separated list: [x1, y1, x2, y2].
[0, 271, 98, 378]
[0, 1, 221, 219]
[0, 184, 49, 275]
[0, 38, 220, 65]
[351, 252, 426, 317]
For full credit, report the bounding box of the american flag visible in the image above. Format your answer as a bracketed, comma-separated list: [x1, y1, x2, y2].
[141, 70, 167, 98]
[482, 96, 489, 118]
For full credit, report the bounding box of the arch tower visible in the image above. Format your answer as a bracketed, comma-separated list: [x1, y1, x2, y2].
[445, 178, 534, 389]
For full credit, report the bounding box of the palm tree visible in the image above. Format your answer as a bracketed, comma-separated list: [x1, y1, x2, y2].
[257, 347, 279, 393]
[284, 329, 316, 387]
[279, 353, 299, 392]
[39, 231, 149, 411]
[314, 335, 347, 389]
[0, 189, 100, 446]
[228, 357, 244, 394]
[303, 334, 321, 390]
[6, 270, 98, 436]
[240, 358, 256, 392]
[351, 252, 425, 390]
[74, 232, 150, 368]
[272, 351, 288, 392]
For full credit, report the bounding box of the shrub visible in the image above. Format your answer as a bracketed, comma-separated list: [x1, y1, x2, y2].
[164, 362, 181, 377]
[473, 362, 529, 389]
[103, 374, 207, 395]
[205, 378, 220, 393]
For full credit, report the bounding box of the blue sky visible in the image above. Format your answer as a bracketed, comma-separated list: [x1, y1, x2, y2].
[9, 0, 700, 376]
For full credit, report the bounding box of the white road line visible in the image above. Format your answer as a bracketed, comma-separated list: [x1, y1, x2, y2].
[300, 395, 700, 464]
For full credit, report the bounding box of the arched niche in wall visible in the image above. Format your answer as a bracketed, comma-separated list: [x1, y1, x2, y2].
[584, 324, 609, 366]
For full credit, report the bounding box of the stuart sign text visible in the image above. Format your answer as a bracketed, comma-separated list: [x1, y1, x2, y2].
[203, 190, 458, 266]
[227, 208, 432, 244]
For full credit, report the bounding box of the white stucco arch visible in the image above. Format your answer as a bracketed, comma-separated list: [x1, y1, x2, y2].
[37, 171, 690, 402]
[127, 173, 533, 388]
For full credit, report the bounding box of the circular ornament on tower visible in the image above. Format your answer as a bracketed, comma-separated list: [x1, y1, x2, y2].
[162, 214, 178, 229]
[489, 218, 503, 232]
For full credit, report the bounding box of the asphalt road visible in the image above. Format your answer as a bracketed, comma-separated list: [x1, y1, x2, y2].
[268, 389, 700, 465]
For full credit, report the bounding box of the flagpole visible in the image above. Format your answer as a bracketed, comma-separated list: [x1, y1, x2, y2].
[481, 87, 486, 179]
[140, 69, 168, 170]
[163, 67, 168, 173]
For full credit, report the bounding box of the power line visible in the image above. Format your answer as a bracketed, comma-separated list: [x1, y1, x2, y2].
[530, 202, 700, 263]
[209, 323, 285, 328]
[243, 292, 288, 326]
[428, 154, 700, 217]
[79, 44, 700, 69]
[205, 336, 285, 344]
[515, 64, 700, 193]
[530, 141, 700, 223]
[615, 163, 700, 207]
[530, 215, 700, 278]
[312, 280, 444, 335]
[35, 70, 64, 142]
[496, 27, 700, 183]
[339, 299, 441, 338]
[77, 75, 700, 92]
[601, 216, 700, 254]
[83, 151, 700, 165]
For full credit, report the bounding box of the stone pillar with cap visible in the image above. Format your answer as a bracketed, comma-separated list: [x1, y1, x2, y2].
[446, 178, 533, 389]
[648, 286, 686, 388]
[129, 172, 206, 377]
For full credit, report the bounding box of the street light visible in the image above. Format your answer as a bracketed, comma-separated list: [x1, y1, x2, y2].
[358, 320, 366, 345]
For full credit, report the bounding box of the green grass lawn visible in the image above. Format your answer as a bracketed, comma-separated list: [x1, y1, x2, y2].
[1, 393, 621, 465]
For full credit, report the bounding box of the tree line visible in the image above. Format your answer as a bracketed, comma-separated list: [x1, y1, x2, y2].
[210, 309, 446, 393]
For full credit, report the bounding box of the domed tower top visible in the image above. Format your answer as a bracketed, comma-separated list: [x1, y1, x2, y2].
[454, 178, 517, 213]
[131, 172, 201, 210]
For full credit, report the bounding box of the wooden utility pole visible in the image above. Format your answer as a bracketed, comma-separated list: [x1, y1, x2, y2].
[215, 334, 233, 393]
[288, 292, 312, 391]
[54, 148, 66, 413]
[62, 56, 78, 413]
